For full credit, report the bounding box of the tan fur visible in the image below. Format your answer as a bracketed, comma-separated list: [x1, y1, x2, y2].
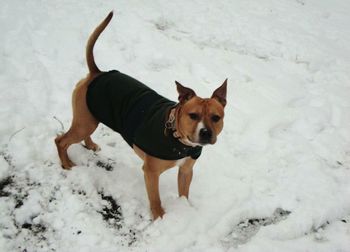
[175, 97, 225, 145]
[134, 145, 196, 218]
[55, 12, 227, 220]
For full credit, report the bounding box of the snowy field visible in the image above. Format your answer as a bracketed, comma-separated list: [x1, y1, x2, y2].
[1, 0, 350, 251]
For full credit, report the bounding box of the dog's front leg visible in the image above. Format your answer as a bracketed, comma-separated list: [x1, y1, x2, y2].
[178, 158, 196, 198]
[143, 163, 164, 220]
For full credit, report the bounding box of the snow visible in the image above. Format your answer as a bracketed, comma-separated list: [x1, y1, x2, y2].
[1, 0, 350, 251]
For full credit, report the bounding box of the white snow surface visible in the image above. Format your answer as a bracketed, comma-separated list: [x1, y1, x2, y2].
[1, 0, 350, 251]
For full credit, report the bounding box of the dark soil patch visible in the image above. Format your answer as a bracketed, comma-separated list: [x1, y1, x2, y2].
[96, 160, 114, 171]
[21, 223, 47, 235]
[98, 191, 122, 229]
[0, 176, 13, 197]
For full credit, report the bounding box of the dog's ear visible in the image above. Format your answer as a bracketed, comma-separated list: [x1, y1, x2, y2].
[175, 81, 196, 103]
[211, 79, 227, 107]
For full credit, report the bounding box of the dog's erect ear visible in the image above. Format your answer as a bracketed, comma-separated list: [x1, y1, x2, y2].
[211, 79, 227, 107]
[175, 81, 197, 103]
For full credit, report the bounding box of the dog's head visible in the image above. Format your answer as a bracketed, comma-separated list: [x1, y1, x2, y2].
[174, 80, 227, 146]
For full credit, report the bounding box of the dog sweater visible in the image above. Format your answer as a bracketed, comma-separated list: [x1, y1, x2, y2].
[86, 70, 202, 160]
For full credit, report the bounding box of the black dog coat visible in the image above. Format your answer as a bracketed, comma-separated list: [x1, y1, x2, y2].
[86, 70, 202, 160]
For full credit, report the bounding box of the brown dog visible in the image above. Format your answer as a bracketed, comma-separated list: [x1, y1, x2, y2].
[55, 11, 227, 220]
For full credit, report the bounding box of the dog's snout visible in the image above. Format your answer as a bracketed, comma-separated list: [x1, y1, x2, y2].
[199, 128, 212, 142]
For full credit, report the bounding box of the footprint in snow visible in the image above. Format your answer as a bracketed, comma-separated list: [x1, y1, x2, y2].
[222, 208, 291, 247]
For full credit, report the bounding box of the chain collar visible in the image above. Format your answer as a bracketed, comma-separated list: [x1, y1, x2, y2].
[164, 107, 182, 140]
[165, 108, 176, 131]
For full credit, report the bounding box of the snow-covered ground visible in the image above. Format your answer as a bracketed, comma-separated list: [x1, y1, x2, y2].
[1, 0, 350, 251]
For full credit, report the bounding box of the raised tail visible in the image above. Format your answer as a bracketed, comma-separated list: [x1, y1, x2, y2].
[86, 11, 114, 74]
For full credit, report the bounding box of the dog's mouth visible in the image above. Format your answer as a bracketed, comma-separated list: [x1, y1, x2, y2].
[187, 135, 217, 146]
[184, 136, 203, 147]
[186, 136, 215, 147]
[199, 139, 211, 146]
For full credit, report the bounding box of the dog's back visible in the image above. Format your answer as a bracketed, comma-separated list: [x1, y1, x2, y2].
[86, 70, 150, 127]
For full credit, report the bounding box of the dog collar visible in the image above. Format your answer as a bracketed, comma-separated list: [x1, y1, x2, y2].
[165, 108, 176, 131]
[164, 107, 183, 141]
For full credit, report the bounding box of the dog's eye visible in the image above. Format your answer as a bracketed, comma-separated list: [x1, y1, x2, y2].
[189, 113, 200, 121]
[211, 115, 221, 123]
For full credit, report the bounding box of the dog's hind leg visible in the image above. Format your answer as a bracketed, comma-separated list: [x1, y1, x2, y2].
[55, 123, 98, 169]
[55, 133, 75, 169]
[55, 77, 99, 169]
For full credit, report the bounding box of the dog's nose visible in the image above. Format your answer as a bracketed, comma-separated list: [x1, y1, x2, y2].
[199, 128, 212, 142]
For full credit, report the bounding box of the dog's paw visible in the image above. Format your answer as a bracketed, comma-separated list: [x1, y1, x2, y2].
[91, 144, 101, 152]
[61, 160, 76, 170]
[84, 143, 101, 152]
[152, 206, 165, 220]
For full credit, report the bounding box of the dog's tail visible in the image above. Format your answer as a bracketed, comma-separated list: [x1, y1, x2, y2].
[86, 11, 114, 74]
